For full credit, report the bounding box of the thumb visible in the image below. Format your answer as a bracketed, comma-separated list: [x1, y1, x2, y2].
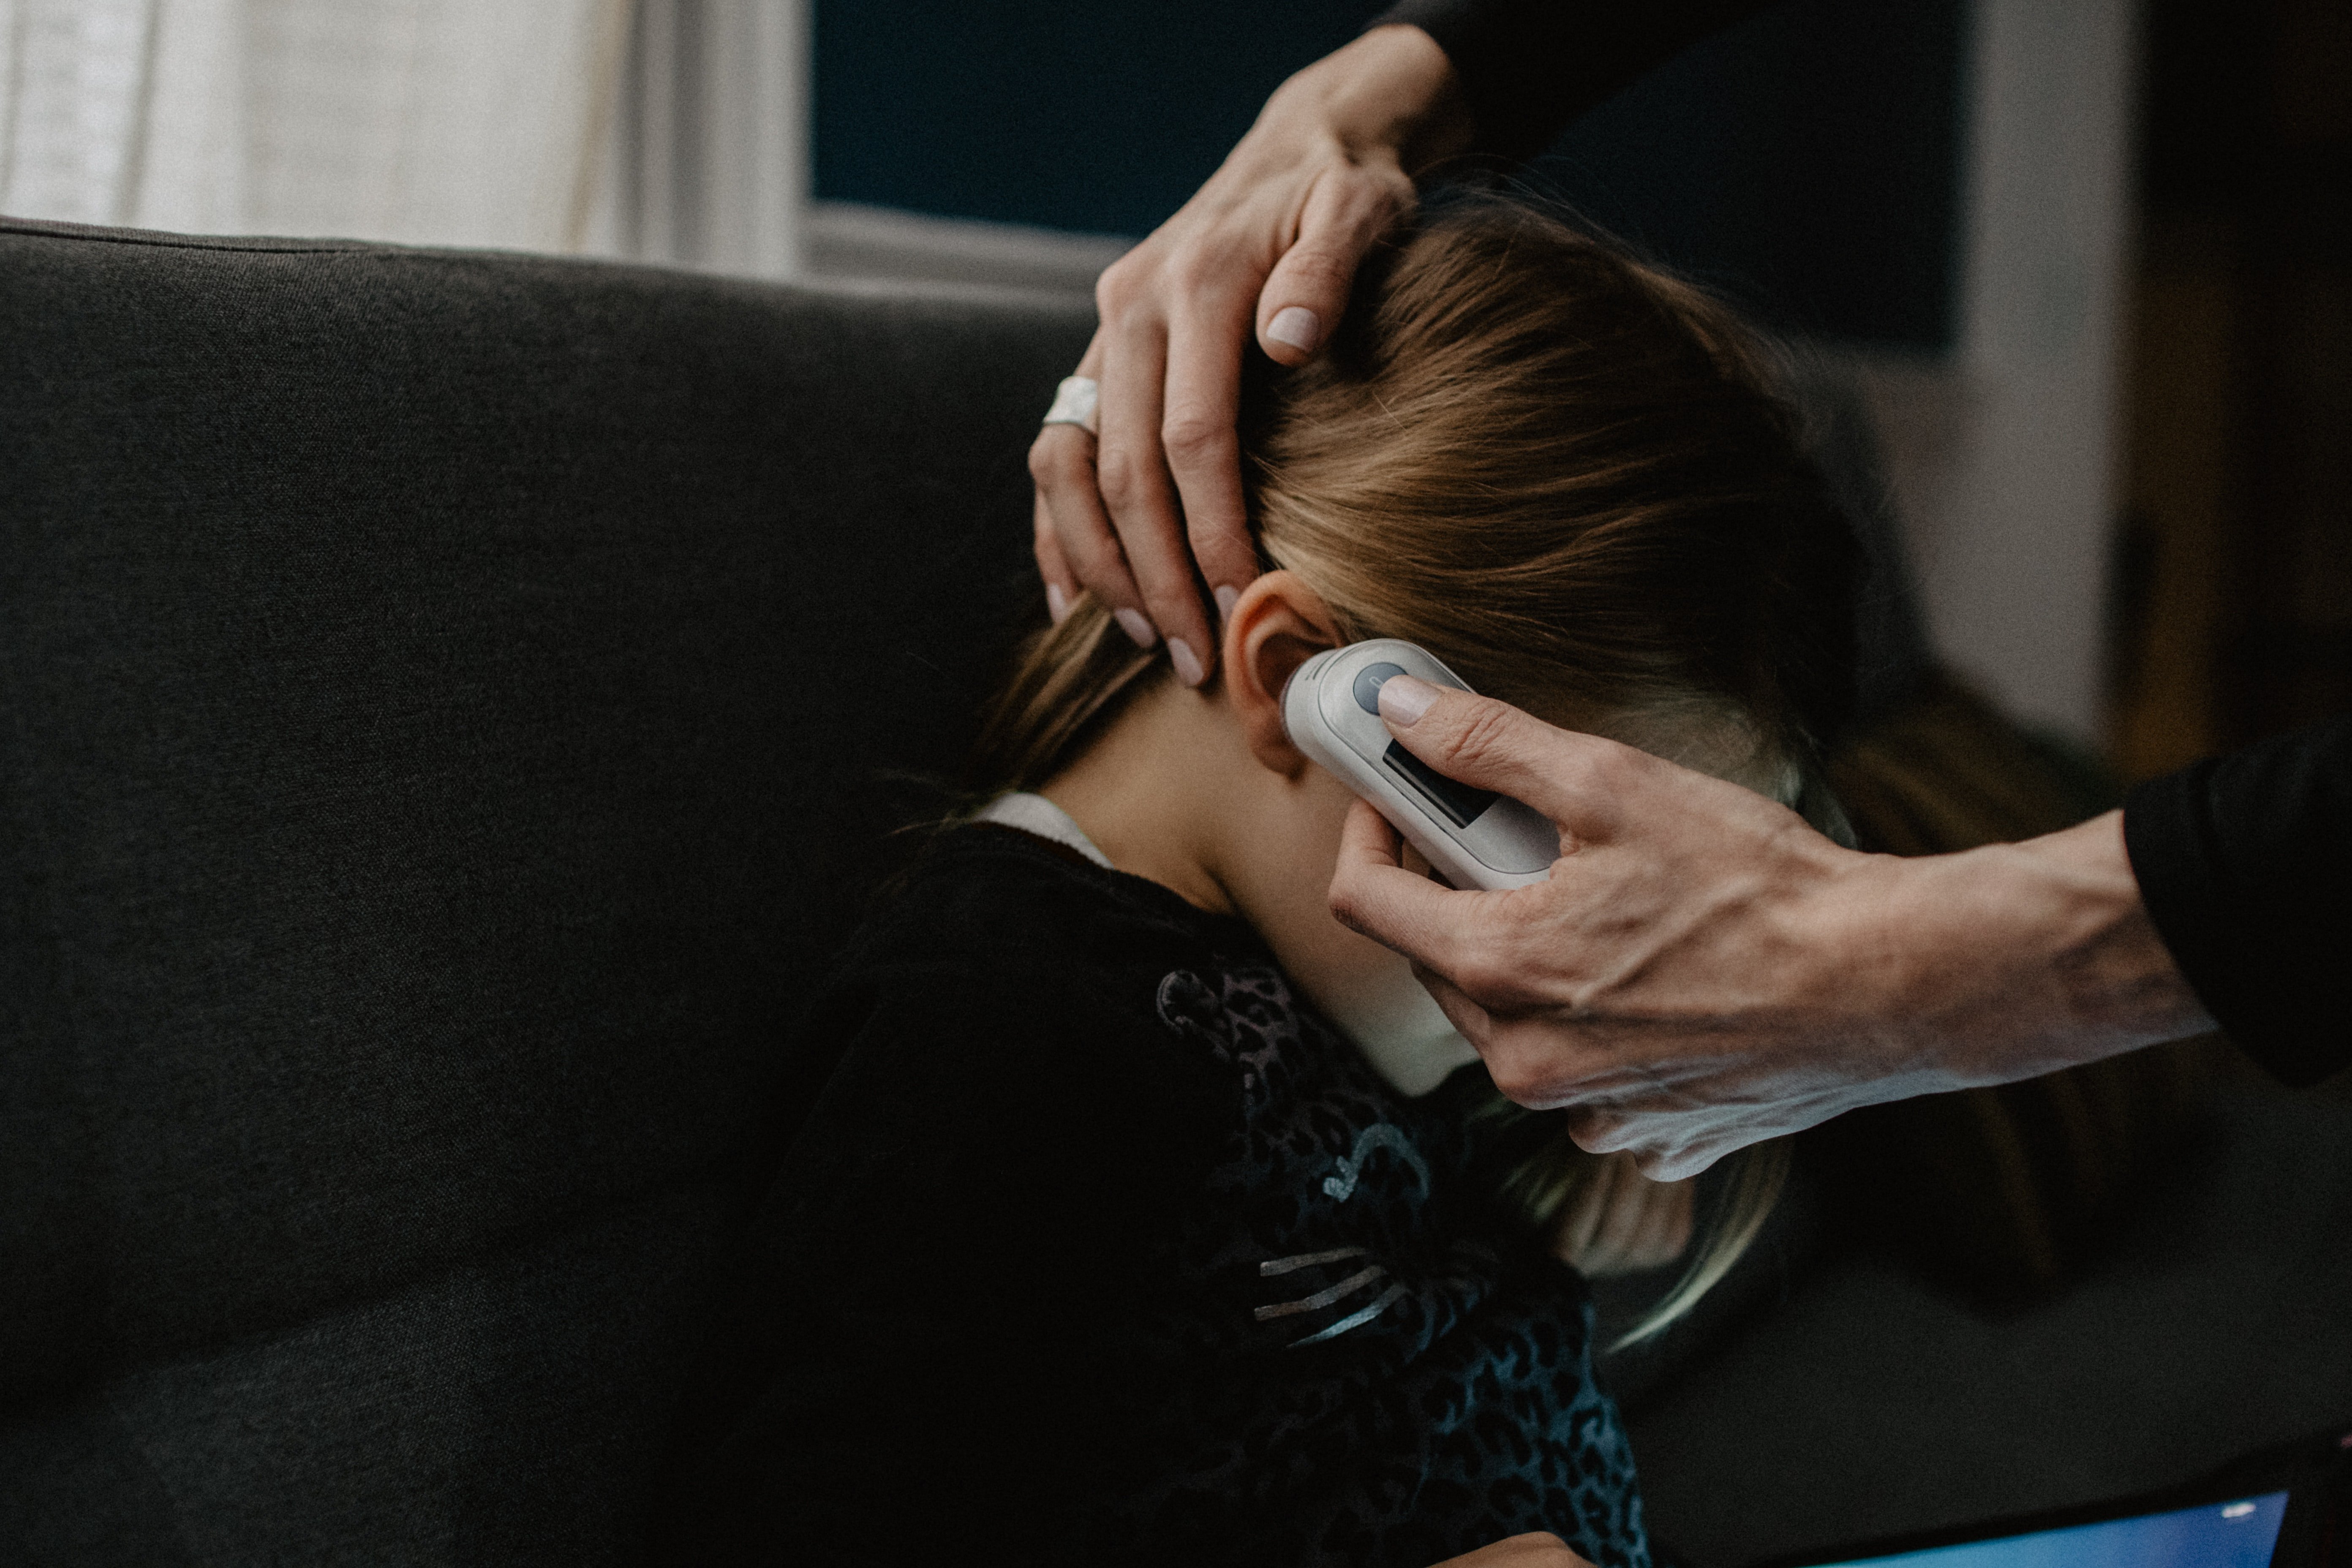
[1256, 165, 1409, 366]
[1376, 677, 1645, 845]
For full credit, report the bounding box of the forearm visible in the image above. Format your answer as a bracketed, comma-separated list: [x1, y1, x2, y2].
[1839, 811, 2214, 1087]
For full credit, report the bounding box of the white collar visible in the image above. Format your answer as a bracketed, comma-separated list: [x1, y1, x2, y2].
[975, 791, 1114, 871]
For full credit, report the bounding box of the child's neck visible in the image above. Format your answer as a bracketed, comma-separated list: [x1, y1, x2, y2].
[1036, 676, 1261, 920]
[1036, 674, 1480, 1100]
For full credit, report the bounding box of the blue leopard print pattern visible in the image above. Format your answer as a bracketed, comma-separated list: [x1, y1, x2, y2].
[1113, 961, 1654, 1568]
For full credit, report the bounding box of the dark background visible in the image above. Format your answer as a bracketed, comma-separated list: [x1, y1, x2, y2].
[813, 0, 1968, 349]
[2110, 0, 2350, 779]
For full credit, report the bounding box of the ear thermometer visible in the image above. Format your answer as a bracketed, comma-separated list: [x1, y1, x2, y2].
[1282, 639, 1559, 890]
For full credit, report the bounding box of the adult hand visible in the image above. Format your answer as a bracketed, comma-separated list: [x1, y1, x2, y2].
[1427, 1532, 1596, 1568]
[1029, 24, 1471, 686]
[1328, 678, 2216, 1181]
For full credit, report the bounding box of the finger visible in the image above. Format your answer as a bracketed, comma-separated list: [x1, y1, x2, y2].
[1159, 289, 1260, 633]
[1030, 422, 1142, 627]
[1328, 800, 1498, 988]
[1255, 161, 1410, 367]
[1032, 493, 1077, 625]
[1376, 679, 1651, 845]
[1566, 1108, 1725, 1183]
[1032, 336, 1144, 626]
[1409, 961, 1498, 1050]
[1095, 312, 1214, 682]
[1629, 1141, 1731, 1184]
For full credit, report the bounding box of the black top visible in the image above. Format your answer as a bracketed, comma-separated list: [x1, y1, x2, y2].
[2125, 718, 2352, 1086]
[1373, 0, 1776, 160]
[666, 825, 1650, 1568]
[1374, 0, 2349, 1085]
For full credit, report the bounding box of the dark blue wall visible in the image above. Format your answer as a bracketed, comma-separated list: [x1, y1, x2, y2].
[814, 0, 1965, 348]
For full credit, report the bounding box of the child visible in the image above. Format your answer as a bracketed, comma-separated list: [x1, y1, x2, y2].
[675, 199, 1857, 1568]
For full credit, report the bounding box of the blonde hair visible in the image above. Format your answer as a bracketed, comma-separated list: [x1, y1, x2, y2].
[976, 198, 1858, 1343]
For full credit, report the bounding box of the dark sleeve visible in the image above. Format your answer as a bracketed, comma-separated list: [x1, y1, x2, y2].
[1373, 0, 1780, 161]
[2123, 716, 2352, 1086]
[659, 972, 1230, 1567]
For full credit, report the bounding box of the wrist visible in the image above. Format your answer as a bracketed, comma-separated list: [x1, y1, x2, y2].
[2011, 810, 2213, 1046]
[1300, 25, 1474, 176]
[1841, 812, 2211, 1089]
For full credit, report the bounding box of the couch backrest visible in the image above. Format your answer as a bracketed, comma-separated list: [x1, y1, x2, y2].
[0, 218, 1094, 1565]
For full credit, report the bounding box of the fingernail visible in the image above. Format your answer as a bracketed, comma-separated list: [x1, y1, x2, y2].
[1266, 306, 1320, 352]
[1168, 638, 1204, 687]
[1214, 585, 1239, 623]
[1046, 583, 1071, 625]
[1113, 607, 1158, 649]
[1378, 674, 1438, 727]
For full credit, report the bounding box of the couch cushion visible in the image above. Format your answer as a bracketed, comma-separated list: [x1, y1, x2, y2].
[0, 218, 1093, 1562]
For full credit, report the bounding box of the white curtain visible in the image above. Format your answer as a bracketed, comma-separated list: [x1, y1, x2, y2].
[0, 0, 804, 272]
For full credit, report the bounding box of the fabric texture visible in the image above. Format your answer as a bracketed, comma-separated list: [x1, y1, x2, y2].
[666, 825, 1649, 1568]
[2124, 717, 2352, 1086]
[1372, 0, 1775, 161]
[0, 215, 1094, 1565]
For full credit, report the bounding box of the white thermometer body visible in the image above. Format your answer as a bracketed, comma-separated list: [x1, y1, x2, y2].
[1282, 639, 1560, 890]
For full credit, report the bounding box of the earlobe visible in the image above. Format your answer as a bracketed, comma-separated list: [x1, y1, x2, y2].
[1222, 571, 1343, 775]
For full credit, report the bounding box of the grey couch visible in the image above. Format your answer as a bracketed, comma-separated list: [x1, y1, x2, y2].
[4, 216, 2347, 1568]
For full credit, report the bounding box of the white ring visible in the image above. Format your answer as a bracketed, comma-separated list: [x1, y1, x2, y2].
[1040, 375, 1099, 435]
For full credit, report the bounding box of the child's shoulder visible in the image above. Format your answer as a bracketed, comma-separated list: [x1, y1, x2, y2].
[837, 821, 1259, 996]
[799, 822, 1263, 1104]
[786, 822, 1250, 1201]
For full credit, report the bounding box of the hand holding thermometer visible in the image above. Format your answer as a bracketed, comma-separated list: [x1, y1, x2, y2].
[1282, 639, 1560, 890]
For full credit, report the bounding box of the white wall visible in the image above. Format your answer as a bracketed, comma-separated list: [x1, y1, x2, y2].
[1900, 0, 2140, 741]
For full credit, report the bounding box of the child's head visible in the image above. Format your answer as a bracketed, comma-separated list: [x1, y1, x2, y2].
[1242, 196, 1857, 787]
[991, 197, 1857, 803]
[976, 198, 1857, 1327]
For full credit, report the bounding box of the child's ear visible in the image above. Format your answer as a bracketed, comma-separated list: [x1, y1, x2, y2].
[1222, 572, 1343, 776]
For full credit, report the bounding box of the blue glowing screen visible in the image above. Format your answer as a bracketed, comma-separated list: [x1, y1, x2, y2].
[1816, 1492, 2289, 1568]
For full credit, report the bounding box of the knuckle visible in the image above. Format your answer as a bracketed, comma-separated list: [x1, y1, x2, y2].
[1371, 164, 1418, 209]
[1327, 883, 1366, 931]
[1567, 1111, 1632, 1154]
[1583, 739, 1640, 790]
[1277, 245, 1356, 296]
[1487, 1049, 1550, 1105]
[1094, 256, 1144, 316]
[1029, 429, 1091, 485]
[1159, 407, 1230, 463]
[1448, 948, 1509, 1004]
[1026, 435, 1065, 485]
[1163, 246, 1225, 298]
[1093, 448, 1149, 508]
[1438, 700, 1519, 776]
